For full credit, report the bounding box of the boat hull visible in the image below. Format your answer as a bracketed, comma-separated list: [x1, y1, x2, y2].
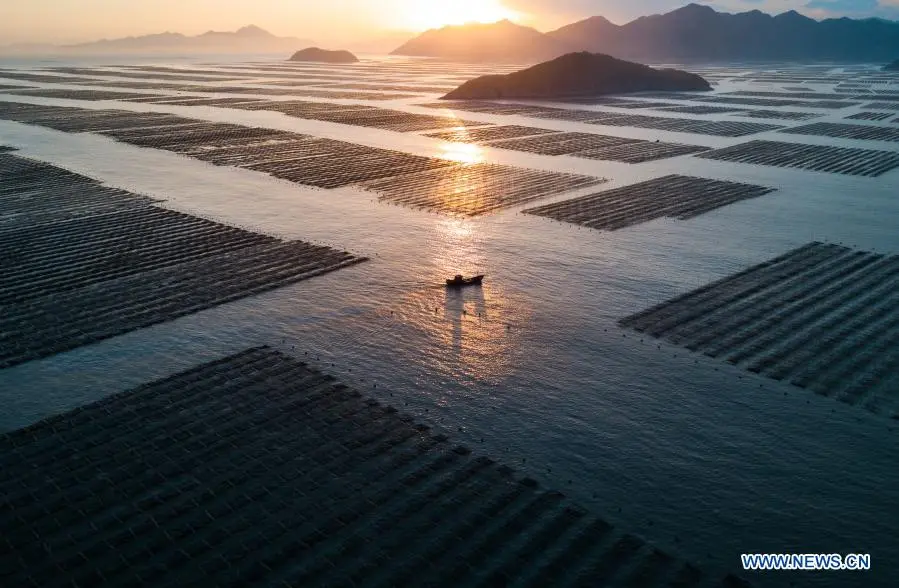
[446, 275, 485, 287]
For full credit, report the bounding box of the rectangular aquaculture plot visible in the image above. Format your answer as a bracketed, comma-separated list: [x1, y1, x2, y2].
[0, 154, 366, 369]
[102, 124, 294, 152]
[439, 127, 710, 163]
[568, 99, 674, 109]
[187, 138, 339, 168]
[694, 96, 802, 107]
[805, 100, 863, 109]
[572, 141, 710, 164]
[0, 155, 156, 224]
[845, 112, 894, 121]
[0, 103, 199, 133]
[4, 89, 161, 101]
[230, 100, 372, 115]
[780, 121, 899, 142]
[139, 97, 269, 107]
[248, 144, 460, 189]
[485, 132, 641, 156]
[656, 105, 745, 115]
[620, 243, 899, 417]
[317, 83, 454, 93]
[360, 163, 604, 216]
[0, 71, 100, 83]
[587, 113, 781, 137]
[0, 348, 747, 588]
[423, 125, 561, 143]
[523, 175, 773, 231]
[735, 110, 820, 121]
[301, 108, 489, 133]
[697, 139, 899, 176]
[421, 100, 549, 116]
[725, 90, 849, 100]
[864, 102, 899, 111]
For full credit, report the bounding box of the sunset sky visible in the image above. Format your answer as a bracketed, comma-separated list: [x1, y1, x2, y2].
[1, 0, 897, 45]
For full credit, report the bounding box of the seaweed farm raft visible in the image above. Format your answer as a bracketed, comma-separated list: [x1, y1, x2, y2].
[620, 243, 899, 418]
[779, 121, 899, 142]
[423, 127, 709, 164]
[0, 102, 603, 215]
[359, 163, 603, 216]
[0, 347, 752, 588]
[695, 140, 899, 176]
[0, 150, 366, 369]
[523, 175, 775, 232]
[423, 101, 782, 137]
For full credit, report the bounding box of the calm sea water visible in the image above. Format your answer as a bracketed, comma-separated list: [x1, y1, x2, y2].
[1, 56, 898, 586]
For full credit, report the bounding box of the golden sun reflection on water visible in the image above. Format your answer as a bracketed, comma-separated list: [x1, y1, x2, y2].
[385, 216, 532, 385]
[437, 141, 486, 165]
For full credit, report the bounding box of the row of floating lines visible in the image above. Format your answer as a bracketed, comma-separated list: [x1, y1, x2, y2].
[621, 243, 844, 335]
[0, 245, 354, 339]
[700, 248, 899, 406]
[0, 241, 353, 328]
[0, 104, 536, 208]
[522, 176, 774, 232]
[0, 224, 279, 304]
[780, 121, 899, 142]
[421, 101, 781, 137]
[1, 348, 748, 588]
[0, 204, 240, 250]
[0, 243, 363, 369]
[845, 111, 894, 121]
[360, 165, 605, 216]
[620, 243, 899, 416]
[696, 140, 899, 176]
[0, 195, 156, 236]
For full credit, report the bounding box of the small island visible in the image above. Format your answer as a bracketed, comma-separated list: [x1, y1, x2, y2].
[442, 52, 710, 100]
[289, 47, 358, 63]
[884, 60, 899, 71]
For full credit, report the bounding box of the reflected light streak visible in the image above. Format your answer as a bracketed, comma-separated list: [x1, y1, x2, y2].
[438, 141, 486, 164]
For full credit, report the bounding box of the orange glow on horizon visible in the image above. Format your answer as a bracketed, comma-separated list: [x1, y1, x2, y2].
[395, 0, 521, 31]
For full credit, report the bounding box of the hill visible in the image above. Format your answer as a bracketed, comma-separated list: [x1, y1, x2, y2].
[443, 52, 710, 100]
[546, 4, 899, 62]
[289, 47, 358, 63]
[55, 25, 312, 55]
[885, 60, 899, 71]
[390, 20, 571, 63]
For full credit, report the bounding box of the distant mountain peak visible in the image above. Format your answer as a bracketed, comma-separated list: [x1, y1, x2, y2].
[235, 25, 273, 37]
[678, 3, 716, 13]
[53, 25, 312, 55]
[544, 3, 899, 62]
[390, 18, 572, 62]
[775, 10, 814, 23]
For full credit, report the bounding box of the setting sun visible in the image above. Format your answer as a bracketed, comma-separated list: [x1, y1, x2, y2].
[396, 0, 520, 31]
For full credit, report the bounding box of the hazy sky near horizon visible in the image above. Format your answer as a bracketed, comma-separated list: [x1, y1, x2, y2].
[2, 0, 897, 45]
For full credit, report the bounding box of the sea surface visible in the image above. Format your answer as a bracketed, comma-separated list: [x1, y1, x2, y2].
[1, 55, 898, 587]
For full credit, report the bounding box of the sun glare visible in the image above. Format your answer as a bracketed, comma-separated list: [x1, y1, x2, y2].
[438, 141, 486, 164]
[398, 0, 520, 31]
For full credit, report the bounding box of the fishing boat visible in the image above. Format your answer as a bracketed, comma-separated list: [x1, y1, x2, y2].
[446, 274, 484, 288]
